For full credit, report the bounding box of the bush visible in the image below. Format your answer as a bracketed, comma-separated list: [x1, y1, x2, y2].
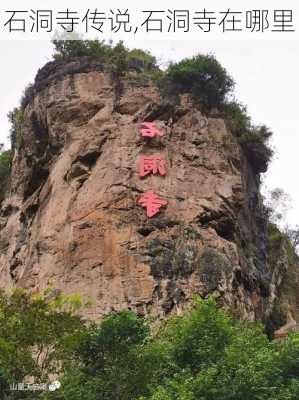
[0, 289, 85, 399]
[238, 126, 274, 173]
[127, 48, 157, 71]
[266, 222, 299, 337]
[265, 299, 288, 339]
[42, 310, 154, 400]
[267, 223, 298, 266]
[224, 101, 273, 173]
[7, 107, 23, 152]
[0, 148, 11, 203]
[52, 33, 158, 77]
[20, 83, 35, 111]
[157, 297, 234, 374]
[223, 101, 251, 134]
[52, 31, 94, 59]
[160, 54, 235, 109]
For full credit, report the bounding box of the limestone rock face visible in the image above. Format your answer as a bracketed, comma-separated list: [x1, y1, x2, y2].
[0, 59, 275, 320]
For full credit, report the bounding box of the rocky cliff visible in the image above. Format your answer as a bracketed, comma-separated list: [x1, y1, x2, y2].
[0, 58, 291, 324]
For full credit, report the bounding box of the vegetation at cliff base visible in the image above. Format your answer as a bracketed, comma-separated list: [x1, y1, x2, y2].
[0, 289, 86, 399]
[1, 293, 299, 400]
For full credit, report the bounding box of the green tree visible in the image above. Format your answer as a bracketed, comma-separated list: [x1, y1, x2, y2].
[1, 293, 298, 400]
[0, 289, 85, 399]
[51, 33, 157, 78]
[0, 146, 11, 202]
[161, 54, 235, 109]
[43, 310, 155, 400]
[157, 297, 233, 374]
[144, 302, 299, 400]
[7, 108, 23, 152]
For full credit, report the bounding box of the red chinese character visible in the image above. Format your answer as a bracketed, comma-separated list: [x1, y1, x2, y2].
[139, 154, 166, 177]
[140, 122, 164, 138]
[138, 191, 168, 217]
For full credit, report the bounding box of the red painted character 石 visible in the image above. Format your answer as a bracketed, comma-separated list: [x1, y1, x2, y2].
[140, 122, 164, 138]
[138, 191, 168, 217]
[139, 154, 166, 177]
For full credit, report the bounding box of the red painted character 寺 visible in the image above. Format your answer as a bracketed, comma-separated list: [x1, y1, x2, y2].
[139, 154, 166, 177]
[138, 191, 168, 217]
[140, 122, 164, 138]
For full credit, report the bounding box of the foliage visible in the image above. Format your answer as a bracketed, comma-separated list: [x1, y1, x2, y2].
[127, 48, 157, 71]
[0, 289, 85, 399]
[272, 222, 298, 263]
[52, 32, 157, 77]
[20, 83, 35, 111]
[285, 225, 299, 254]
[143, 311, 299, 400]
[0, 96, 27, 203]
[156, 297, 234, 374]
[0, 147, 11, 203]
[267, 222, 297, 264]
[42, 310, 157, 400]
[38, 296, 299, 400]
[52, 31, 95, 59]
[159, 54, 235, 109]
[224, 101, 273, 173]
[265, 298, 288, 339]
[5, 82, 33, 161]
[223, 101, 251, 134]
[7, 108, 24, 152]
[266, 188, 298, 264]
[0, 293, 298, 399]
[266, 221, 299, 338]
[239, 129, 273, 173]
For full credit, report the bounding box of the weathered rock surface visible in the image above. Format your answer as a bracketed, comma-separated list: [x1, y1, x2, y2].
[0, 59, 284, 321]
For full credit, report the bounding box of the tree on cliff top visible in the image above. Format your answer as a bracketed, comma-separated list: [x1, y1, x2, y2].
[161, 54, 235, 109]
[52, 32, 157, 75]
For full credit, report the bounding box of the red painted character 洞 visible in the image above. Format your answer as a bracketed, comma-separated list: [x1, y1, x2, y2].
[140, 122, 164, 138]
[139, 154, 166, 177]
[138, 191, 168, 217]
